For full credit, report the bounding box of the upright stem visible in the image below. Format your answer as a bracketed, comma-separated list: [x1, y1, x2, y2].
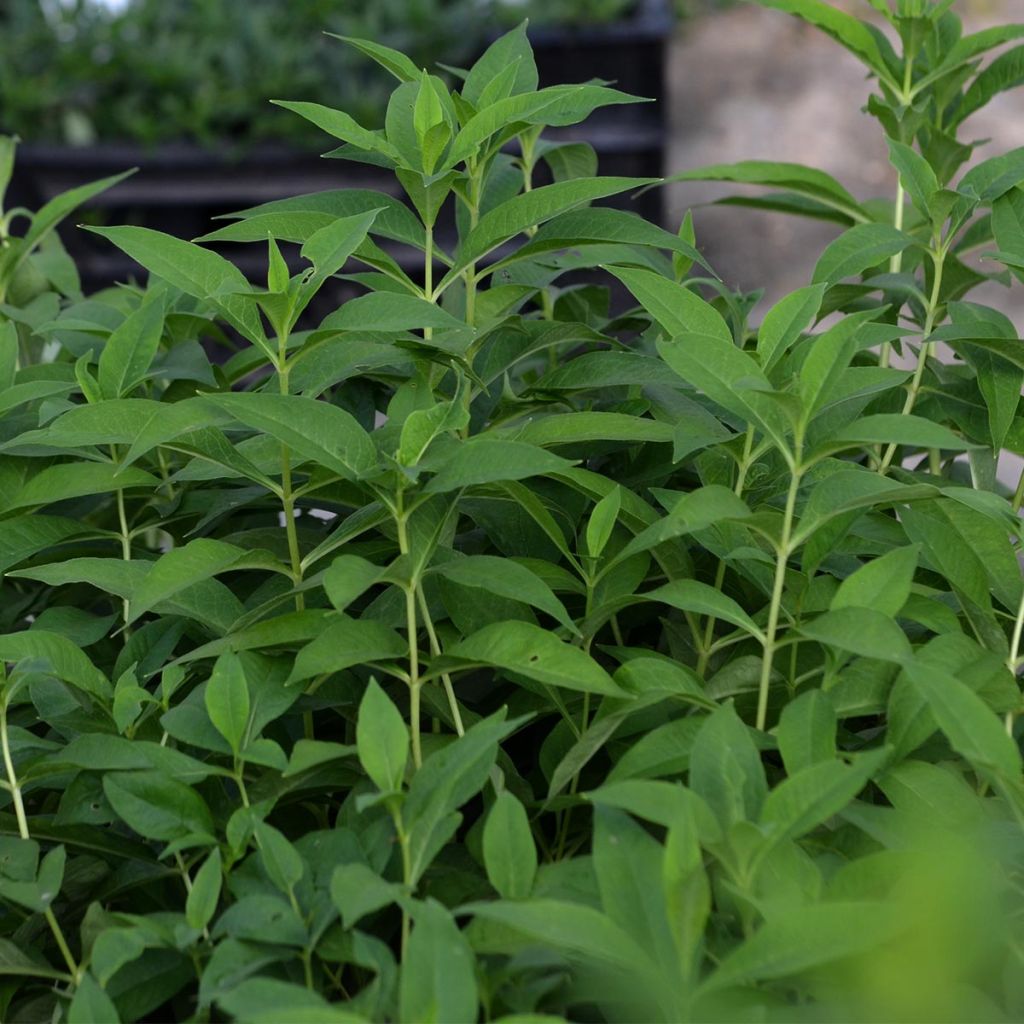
[395, 495, 422, 769]
[879, 247, 945, 474]
[697, 428, 755, 678]
[757, 457, 802, 731]
[1006, 588, 1024, 735]
[2, 695, 81, 983]
[277, 345, 305, 611]
[116, 485, 132, 626]
[1, 699, 28, 841]
[416, 587, 464, 736]
[463, 166, 482, 327]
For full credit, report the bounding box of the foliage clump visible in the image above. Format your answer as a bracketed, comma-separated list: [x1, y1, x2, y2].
[1, 2, 1024, 1021]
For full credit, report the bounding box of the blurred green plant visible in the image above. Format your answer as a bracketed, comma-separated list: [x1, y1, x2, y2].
[0, 0, 658, 149]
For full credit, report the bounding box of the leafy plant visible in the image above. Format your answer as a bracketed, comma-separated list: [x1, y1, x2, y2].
[0, 0, 658, 149]
[0, 3, 1023, 1021]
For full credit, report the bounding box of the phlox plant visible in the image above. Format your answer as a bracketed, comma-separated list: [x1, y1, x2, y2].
[0, 1, 1023, 1021]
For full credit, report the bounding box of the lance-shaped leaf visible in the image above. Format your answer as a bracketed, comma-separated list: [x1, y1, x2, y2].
[812, 224, 914, 285]
[84, 226, 268, 353]
[432, 555, 577, 633]
[667, 160, 869, 223]
[98, 298, 165, 400]
[202, 392, 376, 480]
[422, 439, 575, 493]
[444, 621, 626, 696]
[443, 177, 656, 281]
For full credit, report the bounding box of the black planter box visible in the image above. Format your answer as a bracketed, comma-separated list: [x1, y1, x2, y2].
[9, 0, 673, 294]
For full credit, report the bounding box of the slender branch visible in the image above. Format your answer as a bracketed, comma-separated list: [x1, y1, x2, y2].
[756, 459, 803, 731]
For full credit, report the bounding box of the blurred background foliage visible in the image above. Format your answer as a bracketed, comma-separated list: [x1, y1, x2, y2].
[0, 0, 658, 149]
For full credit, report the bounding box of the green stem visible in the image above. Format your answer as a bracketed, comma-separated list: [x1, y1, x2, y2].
[756, 460, 802, 731]
[879, 247, 945, 474]
[45, 908, 81, 982]
[395, 498, 422, 769]
[1, 698, 82, 983]
[1, 699, 29, 841]
[697, 427, 755, 678]
[277, 353, 305, 611]
[416, 587, 464, 736]
[1006, 588, 1024, 735]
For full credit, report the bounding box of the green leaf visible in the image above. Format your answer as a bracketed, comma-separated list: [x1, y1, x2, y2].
[831, 545, 918, 617]
[832, 413, 973, 451]
[447, 84, 648, 165]
[69, 972, 122, 1024]
[319, 292, 466, 334]
[330, 34, 420, 82]
[758, 749, 889, 851]
[799, 607, 913, 664]
[703, 902, 902, 992]
[423, 439, 574, 493]
[905, 664, 1023, 782]
[753, 0, 896, 80]
[400, 900, 477, 1024]
[812, 224, 913, 285]
[776, 690, 836, 775]
[98, 297, 165, 399]
[253, 820, 304, 896]
[586, 486, 622, 560]
[491, 207, 713, 277]
[446, 177, 656, 280]
[656, 333, 792, 456]
[0, 631, 109, 699]
[287, 617, 407, 685]
[84, 226, 267, 352]
[356, 679, 408, 794]
[593, 806, 675, 970]
[667, 160, 868, 222]
[952, 48, 1024, 130]
[128, 539, 270, 627]
[8, 462, 157, 513]
[404, 711, 520, 884]
[462, 22, 538, 106]
[433, 555, 577, 633]
[270, 100, 399, 160]
[609, 265, 731, 343]
[446, 621, 626, 696]
[887, 139, 939, 217]
[757, 283, 826, 371]
[204, 652, 251, 755]
[463, 899, 651, 975]
[512, 412, 674, 447]
[24, 169, 136, 256]
[186, 848, 223, 932]
[483, 791, 536, 901]
[103, 770, 214, 842]
[331, 864, 400, 930]
[202, 392, 376, 480]
[209, 188, 426, 252]
[689, 704, 767, 829]
[646, 579, 765, 642]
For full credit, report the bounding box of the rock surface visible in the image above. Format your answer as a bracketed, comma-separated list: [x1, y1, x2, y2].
[665, 1, 1024, 331]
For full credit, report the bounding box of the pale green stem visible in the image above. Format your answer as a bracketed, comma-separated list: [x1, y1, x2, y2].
[2, 699, 81, 982]
[1006, 589, 1024, 735]
[1, 700, 29, 841]
[277, 351, 305, 612]
[879, 248, 945, 474]
[395, 500, 422, 769]
[416, 587, 464, 737]
[697, 427, 755, 678]
[757, 461, 803, 731]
